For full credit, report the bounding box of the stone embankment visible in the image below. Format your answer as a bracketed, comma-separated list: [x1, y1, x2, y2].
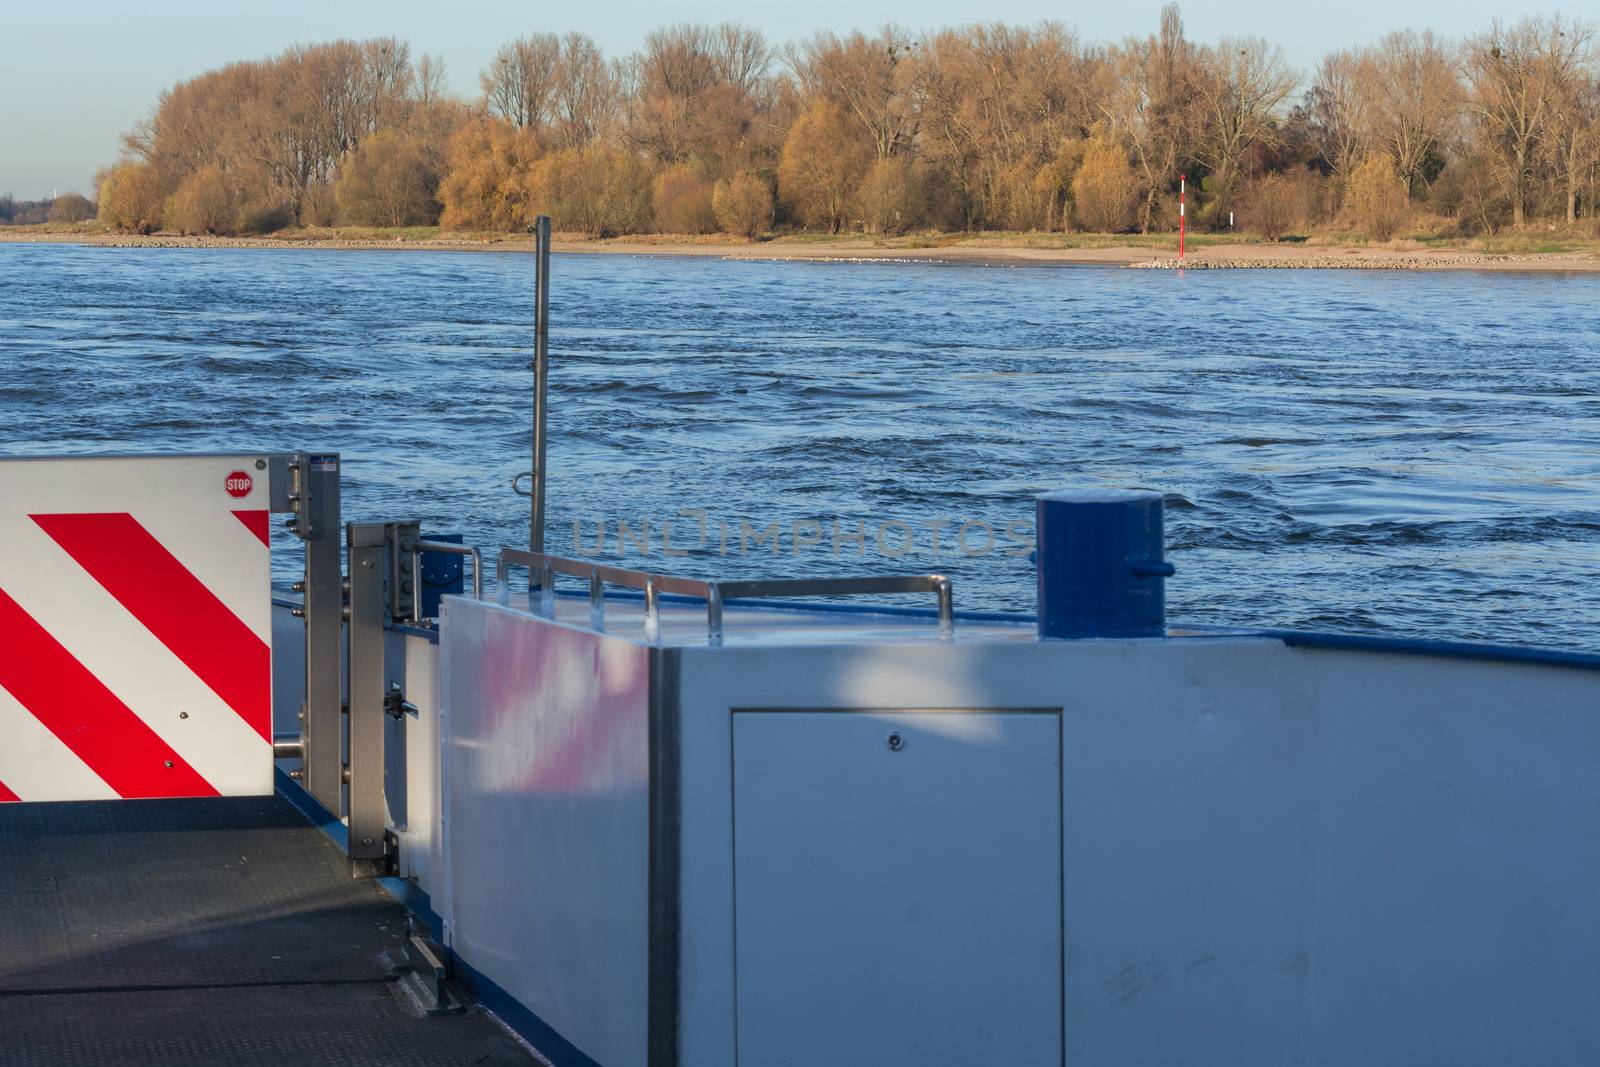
[88, 235, 492, 251]
[1129, 253, 1531, 270]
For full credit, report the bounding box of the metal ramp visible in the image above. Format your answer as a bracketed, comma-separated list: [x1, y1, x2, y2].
[0, 794, 533, 1065]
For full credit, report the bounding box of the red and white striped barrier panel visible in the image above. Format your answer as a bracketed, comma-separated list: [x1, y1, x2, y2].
[0, 455, 273, 802]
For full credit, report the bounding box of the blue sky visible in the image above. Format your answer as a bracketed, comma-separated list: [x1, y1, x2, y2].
[2, 0, 1539, 198]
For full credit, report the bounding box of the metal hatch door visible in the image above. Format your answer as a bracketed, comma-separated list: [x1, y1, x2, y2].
[732, 708, 1063, 1067]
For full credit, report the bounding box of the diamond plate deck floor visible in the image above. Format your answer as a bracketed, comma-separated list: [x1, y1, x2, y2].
[0, 793, 537, 1066]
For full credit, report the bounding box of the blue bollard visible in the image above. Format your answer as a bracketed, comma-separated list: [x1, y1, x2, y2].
[419, 532, 465, 619]
[1035, 489, 1174, 639]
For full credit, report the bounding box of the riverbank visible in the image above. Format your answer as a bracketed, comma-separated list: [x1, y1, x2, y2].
[4, 226, 1599, 271]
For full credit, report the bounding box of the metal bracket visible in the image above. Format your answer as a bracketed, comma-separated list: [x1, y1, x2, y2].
[385, 917, 461, 1016]
[386, 520, 422, 623]
[269, 453, 345, 817]
[347, 521, 391, 879]
[384, 683, 419, 721]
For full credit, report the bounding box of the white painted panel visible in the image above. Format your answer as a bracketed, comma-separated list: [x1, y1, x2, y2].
[1298, 649, 1600, 1065]
[442, 597, 651, 1067]
[733, 709, 1063, 1067]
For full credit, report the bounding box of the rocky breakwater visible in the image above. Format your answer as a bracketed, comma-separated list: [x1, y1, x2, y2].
[1124, 250, 1591, 271]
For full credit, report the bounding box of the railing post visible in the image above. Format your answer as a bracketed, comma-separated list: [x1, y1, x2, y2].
[531, 215, 551, 555]
[346, 522, 391, 878]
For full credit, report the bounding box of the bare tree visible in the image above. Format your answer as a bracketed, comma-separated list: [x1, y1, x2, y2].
[415, 54, 448, 110]
[1363, 30, 1458, 194]
[1307, 50, 1368, 181]
[1105, 4, 1198, 231]
[553, 33, 618, 148]
[483, 34, 562, 130]
[712, 24, 772, 100]
[1191, 37, 1298, 222]
[359, 37, 415, 135]
[1463, 16, 1587, 226]
[790, 27, 922, 159]
[1541, 22, 1599, 223]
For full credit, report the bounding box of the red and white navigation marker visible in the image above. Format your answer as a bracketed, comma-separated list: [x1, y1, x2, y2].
[1178, 173, 1187, 264]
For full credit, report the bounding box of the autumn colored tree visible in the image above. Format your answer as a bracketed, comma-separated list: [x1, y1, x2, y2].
[855, 157, 923, 234]
[535, 146, 653, 237]
[98, 162, 165, 233]
[712, 172, 773, 237]
[1344, 156, 1410, 239]
[437, 120, 543, 230]
[166, 166, 238, 234]
[778, 100, 869, 231]
[790, 28, 921, 159]
[1241, 169, 1320, 239]
[336, 129, 439, 227]
[652, 163, 717, 233]
[47, 194, 94, 223]
[1071, 129, 1138, 231]
[94, 10, 1600, 242]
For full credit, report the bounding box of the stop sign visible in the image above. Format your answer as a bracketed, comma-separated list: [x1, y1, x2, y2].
[225, 470, 253, 498]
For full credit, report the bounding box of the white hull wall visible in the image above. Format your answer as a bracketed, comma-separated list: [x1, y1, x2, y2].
[270, 595, 1599, 1066]
[677, 637, 1599, 1067]
[441, 599, 653, 1067]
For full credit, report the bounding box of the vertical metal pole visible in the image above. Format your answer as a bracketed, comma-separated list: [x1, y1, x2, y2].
[532, 215, 551, 554]
[300, 454, 345, 815]
[347, 522, 389, 878]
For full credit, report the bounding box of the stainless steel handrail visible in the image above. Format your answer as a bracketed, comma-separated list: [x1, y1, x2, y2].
[497, 548, 953, 641]
[417, 539, 483, 600]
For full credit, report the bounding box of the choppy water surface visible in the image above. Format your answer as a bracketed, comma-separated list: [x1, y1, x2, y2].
[2, 242, 1597, 651]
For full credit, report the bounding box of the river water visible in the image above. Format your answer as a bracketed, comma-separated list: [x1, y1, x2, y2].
[1, 242, 1597, 650]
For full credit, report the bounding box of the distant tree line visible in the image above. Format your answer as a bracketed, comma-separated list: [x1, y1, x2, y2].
[0, 193, 93, 225]
[53, 8, 1600, 239]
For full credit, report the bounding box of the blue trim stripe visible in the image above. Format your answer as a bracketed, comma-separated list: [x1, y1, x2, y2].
[1261, 628, 1600, 672]
[448, 954, 605, 1067]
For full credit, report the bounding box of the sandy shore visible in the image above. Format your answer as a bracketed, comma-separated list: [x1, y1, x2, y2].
[3, 228, 1598, 272]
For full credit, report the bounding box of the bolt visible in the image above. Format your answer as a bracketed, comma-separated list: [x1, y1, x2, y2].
[164, 760, 174, 768]
[254, 458, 267, 470]
[362, 836, 374, 846]
[887, 732, 904, 752]
[179, 711, 189, 720]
